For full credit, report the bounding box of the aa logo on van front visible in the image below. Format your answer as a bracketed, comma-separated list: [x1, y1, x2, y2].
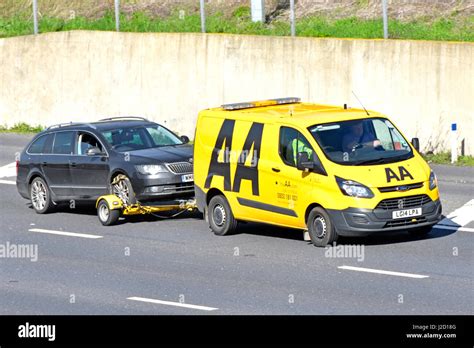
[385, 166, 414, 183]
[204, 120, 263, 195]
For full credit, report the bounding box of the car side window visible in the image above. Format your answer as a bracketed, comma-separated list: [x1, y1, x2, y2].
[28, 134, 48, 154]
[76, 132, 103, 155]
[52, 131, 75, 155]
[279, 127, 315, 167]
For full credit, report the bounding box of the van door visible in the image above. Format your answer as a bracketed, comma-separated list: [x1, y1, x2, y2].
[258, 125, 324, 229]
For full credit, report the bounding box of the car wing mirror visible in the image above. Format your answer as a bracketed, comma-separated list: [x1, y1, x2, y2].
[86, 146, 104, 156]
[180, 135, 190, 144]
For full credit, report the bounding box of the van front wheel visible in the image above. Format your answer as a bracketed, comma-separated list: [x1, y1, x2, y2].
[307, 207, 338, 247]
[208, 195, 237, 236]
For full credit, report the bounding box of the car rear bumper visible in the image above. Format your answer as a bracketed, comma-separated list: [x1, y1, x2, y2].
[328, 199, 442, 236]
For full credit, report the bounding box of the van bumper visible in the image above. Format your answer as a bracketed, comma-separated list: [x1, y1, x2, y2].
[327, 199, 442, 236]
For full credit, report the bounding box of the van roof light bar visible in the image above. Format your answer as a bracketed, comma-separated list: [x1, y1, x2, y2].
[222, 97, 300, 111]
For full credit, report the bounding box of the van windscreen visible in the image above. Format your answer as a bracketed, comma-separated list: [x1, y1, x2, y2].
[308, 117, 413, 165]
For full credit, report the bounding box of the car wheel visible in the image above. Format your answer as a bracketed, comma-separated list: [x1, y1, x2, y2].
[30, 177, 54, 214]
[408, 226, 432, 237]
[97, 199, 120, 226]
[307, 206, 338, 247]
[208, 195, 238, 236]
[110, 175, 137, 206]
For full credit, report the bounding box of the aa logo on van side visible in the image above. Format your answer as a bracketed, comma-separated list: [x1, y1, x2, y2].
[204, 120, 263, 196]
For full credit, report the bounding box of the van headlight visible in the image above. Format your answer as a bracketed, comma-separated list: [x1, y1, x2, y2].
[135, 164, 168, 175]
[336, 176, 374, 198]
[429, 170, 437, 190]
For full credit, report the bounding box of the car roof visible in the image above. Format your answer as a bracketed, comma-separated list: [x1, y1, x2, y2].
[202, 102, 385, 128]
[43, 118, 158, 132]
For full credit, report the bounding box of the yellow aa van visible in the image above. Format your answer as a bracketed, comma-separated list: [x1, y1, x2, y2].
[193, 98, 442, 247]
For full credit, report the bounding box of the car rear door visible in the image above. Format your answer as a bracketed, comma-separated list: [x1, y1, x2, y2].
[43, 131, 75, 198]
[69, 131, 110, 199]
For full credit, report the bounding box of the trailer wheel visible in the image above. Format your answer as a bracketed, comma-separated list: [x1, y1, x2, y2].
[97, 199, 120, 226]
[307, 206, 338, 247]
[208, 195, 237, 236]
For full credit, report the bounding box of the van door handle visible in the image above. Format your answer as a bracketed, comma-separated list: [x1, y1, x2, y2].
[272, 167, 281, 172]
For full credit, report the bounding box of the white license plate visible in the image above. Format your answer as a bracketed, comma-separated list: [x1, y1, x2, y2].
[392, 208, 422, 219]
[181, 174, 194, 182]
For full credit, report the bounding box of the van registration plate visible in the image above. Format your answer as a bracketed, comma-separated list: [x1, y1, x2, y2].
[181, 174, 194, 182]
[392, 208, 422, 219]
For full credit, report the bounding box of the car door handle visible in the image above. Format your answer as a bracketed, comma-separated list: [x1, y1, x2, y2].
[70, 162, 77, 167]
[42, 162, 48, 167]
[272, 167, 281, 173]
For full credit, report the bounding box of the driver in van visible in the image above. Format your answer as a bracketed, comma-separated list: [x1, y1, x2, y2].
[342, 120, 381, 152]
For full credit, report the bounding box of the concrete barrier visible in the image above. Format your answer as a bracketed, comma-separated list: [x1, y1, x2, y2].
[0, 31, 472, 155]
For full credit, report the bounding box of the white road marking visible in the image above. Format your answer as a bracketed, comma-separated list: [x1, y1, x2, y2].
[438, 199, 474, 227]
[338, 265, 429, 279]
[432, 225, 474, 233]
[127, 296, 218, 311]
[0, 179, 15, 185]
[0, 162, 16, 178]
[28, 228, 103, 239]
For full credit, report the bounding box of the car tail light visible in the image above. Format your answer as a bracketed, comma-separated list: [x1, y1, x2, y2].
[16, 160, 19, 176]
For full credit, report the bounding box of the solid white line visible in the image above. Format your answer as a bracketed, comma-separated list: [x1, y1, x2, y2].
[433, 225, 474, 233]
[127, 296, 218, 311]
[0, 162, 16, 178]
[0, 179, 15, 185]
[440, 199, 474, 227]
[28, 228, 103, 239]
[338, 265, 429, 279]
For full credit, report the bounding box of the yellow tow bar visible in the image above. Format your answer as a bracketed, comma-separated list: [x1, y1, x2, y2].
[96, 194, 197, 226]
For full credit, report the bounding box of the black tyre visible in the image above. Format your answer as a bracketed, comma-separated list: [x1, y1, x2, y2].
[307, 206, 338, 247]
[408, 226, 432, 237]
[30, 177, 54, 214]
[97, 199, 120, 226]
[110, 175, 137, 206]
[208, 195, 238, 236]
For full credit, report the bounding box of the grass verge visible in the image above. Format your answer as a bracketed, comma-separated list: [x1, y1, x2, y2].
[0, 123, 44, 133]
[1, 10, 473, 41]
[422, 152, 474, 166]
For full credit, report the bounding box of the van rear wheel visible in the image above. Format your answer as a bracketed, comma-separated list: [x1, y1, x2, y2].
[208, 195, 237, 236]
[307, 207, 338, 247]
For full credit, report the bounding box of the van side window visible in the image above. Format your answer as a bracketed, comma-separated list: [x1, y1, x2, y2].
[76, 132, 104, 155]
[52, 131, 75, 155]
[28, 134, 48, 154]
[279, 127, 315, 167]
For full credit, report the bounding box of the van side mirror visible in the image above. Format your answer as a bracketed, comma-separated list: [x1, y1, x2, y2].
[296, 152, 314, 172]
[180, 135, 190, 144]
[86, 146, 104, 156]
[411, 138, 420, 152]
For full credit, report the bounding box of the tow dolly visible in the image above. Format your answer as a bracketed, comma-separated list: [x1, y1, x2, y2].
[96, 195, 198, 226]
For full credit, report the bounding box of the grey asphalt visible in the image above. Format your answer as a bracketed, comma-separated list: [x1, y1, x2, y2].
[0, 133, 473, 314]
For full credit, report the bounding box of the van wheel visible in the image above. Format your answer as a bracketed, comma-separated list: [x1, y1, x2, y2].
[307, 207, 338, 247]
[208, 195, 238, 236]
[110, 175, 136, 206]
[30, 177, 54, 214]
[97, 199, 120, 226]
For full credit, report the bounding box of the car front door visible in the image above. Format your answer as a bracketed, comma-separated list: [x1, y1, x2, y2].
[69, 131, 110, 199]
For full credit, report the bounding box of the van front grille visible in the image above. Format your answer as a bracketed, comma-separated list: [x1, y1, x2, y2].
[376, 194, 432, 210]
